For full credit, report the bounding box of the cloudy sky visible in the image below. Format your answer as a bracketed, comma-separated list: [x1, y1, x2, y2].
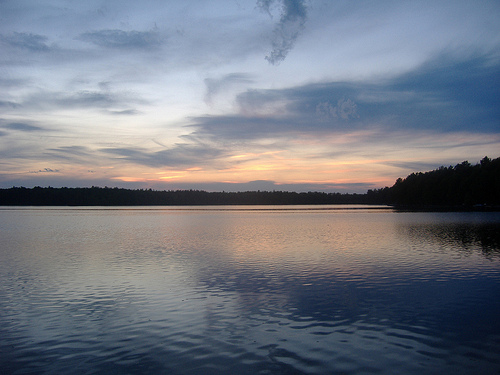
[1, 0, 499, 192]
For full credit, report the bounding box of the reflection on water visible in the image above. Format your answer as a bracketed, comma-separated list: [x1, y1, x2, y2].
[0, 207, 499, 374]
[400, 220, 500, 256]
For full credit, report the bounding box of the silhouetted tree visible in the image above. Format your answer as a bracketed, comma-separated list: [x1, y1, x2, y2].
[373, 156, 500, 207]
[1, 157, 498, 208]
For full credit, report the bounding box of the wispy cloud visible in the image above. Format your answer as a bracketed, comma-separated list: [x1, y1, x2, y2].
[0, 78, 30, 88]
[316, 98, 359, 121]
[2, 122, 45, 132]
[44, 146, 95, 163]
[0, 1, 498, 191]
[107, 109, 140, 116]
[101, 143, 226, 169]
[0, 32, 51, 51]
[204, 73, 254, 106]
[29, 168, 60, 174]
[190, 52, 500, 141]
[12, 89, 148, 112]
[79, 27, 163, 50]
[0, 101, 20, 109]
[258, 0, 308, 64]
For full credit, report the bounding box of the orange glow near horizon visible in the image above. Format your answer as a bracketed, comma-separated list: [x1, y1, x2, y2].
[5, 130, 498, 192]
[101, 154, 400, 191]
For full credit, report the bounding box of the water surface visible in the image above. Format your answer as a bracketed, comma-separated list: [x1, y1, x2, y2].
[1, 206, 499, 374]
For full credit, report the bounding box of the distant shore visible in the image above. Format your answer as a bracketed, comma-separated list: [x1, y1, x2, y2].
[1, 156, 499, 209]
[0, 186, 499, 211]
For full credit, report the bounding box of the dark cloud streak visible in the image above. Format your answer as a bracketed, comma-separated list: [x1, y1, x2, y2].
[29, 168, 60, 174]
[0, 32, 50, 51]
[0, 101, 21, 109]
[107, 109, 140, 116]
[2, 122, 45, 132]
[13, 90, 148, 112]
[189, 52, 500, 141]
[101, 143, 226, 169]
[258, 0, 308, 65]
[79, 28, 163, 50]
[44, 146, 94, 163]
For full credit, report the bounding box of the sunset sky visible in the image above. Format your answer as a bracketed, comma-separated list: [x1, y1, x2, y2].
[1, 0, 499, 192]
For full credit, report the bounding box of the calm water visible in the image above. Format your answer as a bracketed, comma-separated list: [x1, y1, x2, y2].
[1, 206, 499, 374]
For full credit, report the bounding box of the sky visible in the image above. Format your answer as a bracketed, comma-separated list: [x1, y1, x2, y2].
[0, 0, 499, 193]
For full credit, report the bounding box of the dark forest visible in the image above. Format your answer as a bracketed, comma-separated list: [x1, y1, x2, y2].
[1, 156, 499, 208]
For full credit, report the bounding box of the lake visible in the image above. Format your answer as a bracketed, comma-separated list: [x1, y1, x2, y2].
[1, 206, 499, 374]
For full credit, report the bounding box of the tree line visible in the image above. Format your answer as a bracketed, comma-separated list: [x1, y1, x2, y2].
[0, 156, 498, 208]
[0, 186, 370, 206]
[367, 156, 500, 207]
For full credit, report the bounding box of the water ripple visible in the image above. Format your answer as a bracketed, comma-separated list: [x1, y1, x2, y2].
[1, 208, 499, 374]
